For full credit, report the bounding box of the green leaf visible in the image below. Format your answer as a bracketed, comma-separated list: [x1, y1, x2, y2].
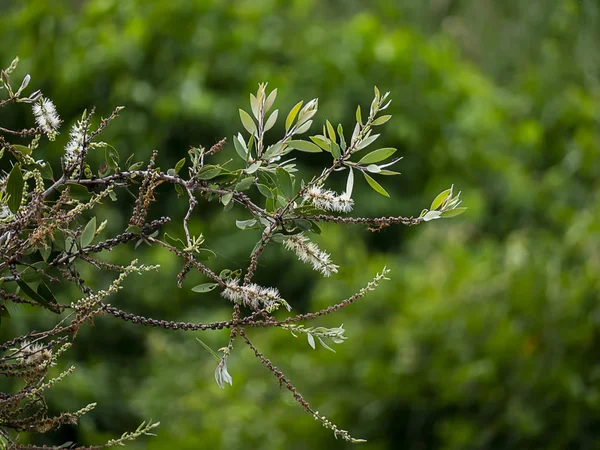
[11, 144, 32, 157]
[265, 88, 277, 112]
[309, 135, 331, 152]
[80, 217, 97, 247]
[235, 176, 254, 191]
[294, 219, 312, 232]
[7, 164, 24, 213]
[105, 145, 120, 169]
[221, 192, 233, 206]
[192, 283, 219, 293]
[164, 232, 185, 249]
[236, 219, 257, 229]
[442, 207, 467, 218]
[37, 161, 53, 180]
[276, 168, 293, 198]
[363, 172, 389, 197]
[378, 170, 401, 176]
[286, 101, 303, 131]
[294, 119, 313, 135]
[233, 134, 247, 161]
[431, 189, 452, 211]
[357, 133, 380, 150]
[17, 280, 59, 313]
[356, 105, 362, 126]
[423, 210, 442, 221]
[330, 141, 342, 160]
[196, 165, 222, 180]
[287, 140, 322, 153]
[326, 120, 336, 143]
[174, 158, 186, 174]
[239, 109, 257, 135]
[257, 184, 274, 198]
[246, 162, 261, 174]
[372, 115, 392, 126]
[264, 109, 278, 131]
[357, 148, 397, 165]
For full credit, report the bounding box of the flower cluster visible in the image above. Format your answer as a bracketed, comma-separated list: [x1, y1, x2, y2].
[283, 233, 338, 277]
[63, 117, 87, 169]
[12, 340, 54, 366]
[221, 279, 290, 312]
[32, 98, 61, 138]
[303, 186, 353, 213]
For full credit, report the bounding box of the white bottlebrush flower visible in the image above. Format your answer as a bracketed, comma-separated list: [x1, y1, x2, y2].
[304, 186, 353, 213]
[12, 340, 54, 366]
[283, 233, 338, 277]
[63, 118, 87, 168]
[32, 98, 61, 137]
[221, 279, 290, 311]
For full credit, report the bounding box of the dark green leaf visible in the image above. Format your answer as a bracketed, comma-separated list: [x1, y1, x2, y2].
[257, 184, 274, 198]
[7, 164, 24, 213]
[81, 217, 96, 247]
[174, 158, 186, 174]
[235, 176, 254, 191]
[276, 168, 293, 198]
[196, 166, 222, 180]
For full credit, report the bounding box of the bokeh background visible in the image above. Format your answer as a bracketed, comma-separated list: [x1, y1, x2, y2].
[1, 0, 600, 448]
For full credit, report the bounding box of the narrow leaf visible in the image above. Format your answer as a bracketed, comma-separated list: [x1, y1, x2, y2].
[358, 148, 397, 165]
[239, 109, 257, 135]
[192, 283, 219, 293]
[431, 189, 452, 211]
[286, 101, 303, 131]
[363, 172, 389, 197]
[287, 140, 322, 153]
[81, 217, 96, 247]
[7, 164, 24, 213]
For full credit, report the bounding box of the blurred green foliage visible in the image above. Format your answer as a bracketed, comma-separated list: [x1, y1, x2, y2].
[1, 0, 599, 448]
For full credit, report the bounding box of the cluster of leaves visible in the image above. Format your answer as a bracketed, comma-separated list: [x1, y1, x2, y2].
[0, 57, 463, 449]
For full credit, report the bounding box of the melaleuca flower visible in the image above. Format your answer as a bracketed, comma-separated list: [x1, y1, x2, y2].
[222, 279, 290, 312]
[12, 341, 54, 366]
[283, 233, 338, 277]
[304, 186, 353, 213]
[63, 119, 86, 168]
[32, 98, 61, 138]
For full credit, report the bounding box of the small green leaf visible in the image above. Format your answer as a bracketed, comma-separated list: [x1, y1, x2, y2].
[276, 168, 293, 198]
[378, 170, 401, 176]
[239, 109, 257, 135]
[233, 134, 248, 161]
[356, 105, 362, 126]
[164, 232, 186, 249]
[236, 219, 257, 229]
[37, 162, 53, 180]
[235, 176, 254, 191]
[246, 162, 261, 174]
[330, 141, 342, 160]
[372, 115, 392, 126]
[442, 207, 467, 218]
[309, 135, 331, 152]
[265, 88, 277, 112]
[7, 164, 24, 213]
[287, 140, 322, 153]
[105, 145, 120, 169]
[286, 101, 303, 131]
[221, 192, 233, 206]
[11, 144, 32, 157]
[192, 283, 219, 293]
[264, 109, 278, 131]
[17, 280, 58, 313]
[363, 172, 389, 197]
[431, 189, 452, 211]
[80, 217, 96, 247]
[326, 120, 336, 143]
[257, 184, 274, 198]
[358, 148, 397, 165]
[174, 158, 186, 174]
[196, 166, 222, 180]
[357, 133, 380, 150]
